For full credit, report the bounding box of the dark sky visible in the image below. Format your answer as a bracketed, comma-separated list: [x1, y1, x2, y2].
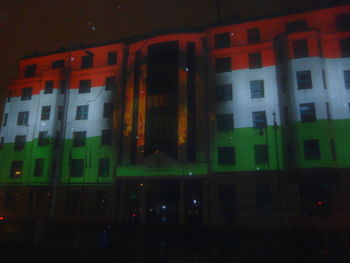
[0, 0, 346, 101]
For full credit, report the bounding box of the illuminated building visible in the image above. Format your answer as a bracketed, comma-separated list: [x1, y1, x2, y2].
[0, 4, 349, 234]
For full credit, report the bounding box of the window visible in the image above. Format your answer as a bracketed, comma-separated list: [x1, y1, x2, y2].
[24, 64, 36, 77]
[214, 32, 230, 48]
[101, 129, 112, 145]
[293, 39, 308, 58]
[105, 76, 116, 91]
[7, 90, 11, 102]
[344, 70, 350, 89]
[41, 106, 51, 121]
[79, 79, 91, 93]
[70, 159, 84, 177]
[3, 113, 8, 127]
[216, 83, 232, 102]
[219, 185, 236, 218]
[31, 189, 51, 211]
[0, 137, 4, 150]
[322, 70, 327, 89]
[103, 102, 114, 118]
[10, 161, 23, 178]
[336, 13, 350, 31]
[99, 158, 110, 177]
[247, 28, 260, 44]
[107, 51, 117, 65]
[217, 113, 234, 131]
[303, 139, 320, 160]
[44, 80, 54, 94]
[218, 147, 236, 165]
[60, 80, 66, 94]
[57, 106, 64, 121]
[14, 135, 26, 151]
[73, 131, 86, 147]
[52, 59, 65, 69]
[249, 52, 262, 69]
[215, 57, 231, 73]
[4, 191, 19, 210]
[339, 38, 350, 58]
[296, 71, 312, 89]
[285, 20, 307, 32]
[81, 55, 93, 69]
[257, 184, 272, 216]
[250, 80, 264, 98]
[300, 103, 316, 122]
[330, 139, 336, 161]
[66, 190, 81, 214]
[326, 103, 331, 121]
[21, 87, 32, 100]
[95, 191, 108, 214]
[253, 111, 267, 129]
[33, 158, 44, 177]
[17, 111, 29, 125]
[255, 145, 269, 164]
[76, 105, 89, 120]
[38, 131, 49, 146]
[300, 183, 330, 217]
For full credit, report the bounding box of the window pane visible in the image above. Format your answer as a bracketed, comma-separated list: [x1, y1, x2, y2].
[52, 60, 65, 69]
[303, 140, 320, 160]
[76, 105, 89, 120]
[217, 113, 234, 131]
[340, 38, 350, 58]
[34, 158, 44, 177]
[101, 129, 112, 145]
[107, 51, 117, 65]
[300, 103, 316, 122]
[24, 64, 36, 77]
[250, 80, 264, 98]
[70, 159, 84, 177]
[99, 158, 110, 177]
[247, 28, 260, 44]
[344, 70, 350, 89]
[216, 83, 232, 102]
[336, 13, 350, 31]
[249, 52, 262, 69]
[254, 145, 269, 164]
[38, 131, 49, 146]
[41, 106, 51, 120]
[105, 76, 116, 90]
[10, 161, 23, 178]
[17, 111, 29, 125]
[215, 57, 231, 73]
[103, 103, 114, 118]
[21, 87, 32, 100]
[218, 147, 236, 165]
[293, 39, 308, 58]
[81, 55, 93, 69]
[296, 71, 312, 89]
[14, 135, 26, 151]
[44, 80, 54, 94]
[73, 131, 86, 147]
[79, 80, 91, 93]
[253, 111, 267, 128]
[214, 33, 230, 48]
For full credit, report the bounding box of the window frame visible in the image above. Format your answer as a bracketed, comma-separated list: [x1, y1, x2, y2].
[300, 103, 316, 122]
[250, 80, 264, 98]
[296, 71, 312, 90]
[76, 105, 89, 120]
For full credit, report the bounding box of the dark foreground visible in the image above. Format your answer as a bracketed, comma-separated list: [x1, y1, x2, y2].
[0, 221, 349, 263]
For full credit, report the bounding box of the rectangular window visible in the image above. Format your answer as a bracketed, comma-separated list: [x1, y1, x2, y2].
[103, 102, 114, 118]
[76, 105, 89, 120]
[257, 184, 272, 216]
[73, 131, 86, 147]
[340, 38, 350, 58]
[3, 113, 8, 127]
[255, 144, 269, 164]
[330, 139, 336, 161]
[10, 161, 23, 178]
[14, 135, 26, 151]
[21, 87, 32, 100]
[107, 51, 117, 65]
[0, 137, 4, 150]
[344, 70, 350, 89]
[34, 158, 44, 177]
[4, 191, 19, 211]
[250, 80, 264, 98]
[105, 76, 116, 90]
[293, 39, 309, 58]
[17, 111, 29, 125]
[101, 129, 112, 145]
[336, 13, 350, 31]
[326, 103, 331, 121]
[44, 80, 54, 94]
[300, 103, 316, 122]
[24, 64, 36, 77]
[95, 191, 108, 214]
[99, 158, 110, 177]
[247, 28, 260, 44]
[219, 185, 236, 218]
[296, 71, 312, 89]
[253, 111, 267, 129]
[57, 106, 64, 121]
[322, 70, 327, 89]
[66, 190, 81, 214]
[214, 32, 230, 48]
[81, 55, 93, 69]
[300, 183, 330, 217]
[38, 131, 49, 146]
[70, 159, 84, 177]
[60, 80, 66, 94]
[52, 59, 65, 69]
[303, 139, 320, 160]
[218, 147, 236, 165]
[216, 83, 232, 102]
[215, 57, 231, 73]
[248, 52, 262, 69]
[285, 20, 307, 32]
[217, 113, 234, 131]
[41, 106, 51, 121]
[79, 79, 91, 93]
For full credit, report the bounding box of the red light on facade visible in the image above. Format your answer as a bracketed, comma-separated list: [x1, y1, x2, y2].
[0, 217, 5, 220]
[132, 212, 137, 217]
[316, 201, 324, 206]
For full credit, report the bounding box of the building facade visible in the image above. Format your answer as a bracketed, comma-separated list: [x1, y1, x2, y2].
[0, 5, 350, 234]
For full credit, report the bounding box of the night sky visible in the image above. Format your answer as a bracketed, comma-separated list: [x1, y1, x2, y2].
[0, 0, 347, 102]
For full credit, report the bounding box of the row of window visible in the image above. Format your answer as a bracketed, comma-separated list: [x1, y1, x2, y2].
[218, 138, 329, 165]
[214, 14, 350, 49]
[24, 52, 118, 77]
[9, 157, 111, 178]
